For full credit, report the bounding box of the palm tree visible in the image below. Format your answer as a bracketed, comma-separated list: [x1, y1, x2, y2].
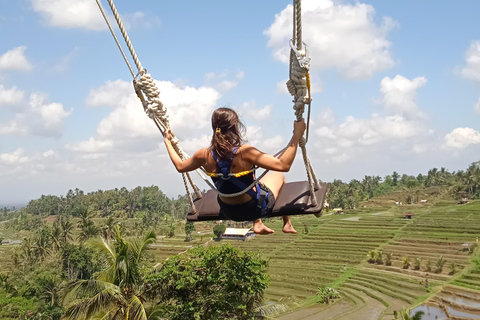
[60, 216, 74, 243]
[52, 221, 62, 251]
[101, 216, 117, 241]
[40, 274, 64, 307]
[63, 228, 156, 320]
[35, 229, 52, 261]
[399, 308, 424, 320]
[77, 206, 99, 243]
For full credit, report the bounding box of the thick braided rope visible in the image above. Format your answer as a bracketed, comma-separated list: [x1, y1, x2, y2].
[95, 0, 135, 78]
[182, 172, 196, 214]
[105, 0, 142, 72]
[287, 0, 319, 207]
[295, 0, 302, 50]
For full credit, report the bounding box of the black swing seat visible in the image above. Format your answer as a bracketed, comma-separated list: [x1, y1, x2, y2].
[186, 181, 328, 222]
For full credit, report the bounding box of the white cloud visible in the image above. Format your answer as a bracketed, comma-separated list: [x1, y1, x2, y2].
[235, 101, 273, 121]
[380, 75, 427, 119]
[312, 75, 428, 163]
[71, 79, 220, 158]
[122, 12, 160, 30]
[85, 79, 133, 108]
[204, 70, 244, 92]
[265, 0, 397, 80]
[0, 120, 26, 135]
[31, 0, 159, 31]
[0, 92, 72, 138]
[443, 127, 480, 150]
[31, 0, 106, 30]
[0, 46, 33, 72]
[0, 148, 30, 166]
[475, 97, 480, 114]
[0, 85, 26, 106]
[460, 41, 480, 82]
[66, 137, 113, 153]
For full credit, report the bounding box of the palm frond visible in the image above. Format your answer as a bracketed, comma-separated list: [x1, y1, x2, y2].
[63, 279, 120, 305]
[85, 288, 127, 319]
[127, 295, 148, 320]
[131, 230, 156, 262]
[88, 237, 116, 263]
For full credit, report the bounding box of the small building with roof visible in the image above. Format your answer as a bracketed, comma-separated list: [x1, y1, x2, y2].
[222, 228, 255, 241]
[403, 212, 415, 219]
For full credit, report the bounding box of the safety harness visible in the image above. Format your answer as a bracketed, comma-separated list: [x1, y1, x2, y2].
[210, 147, 270, 215]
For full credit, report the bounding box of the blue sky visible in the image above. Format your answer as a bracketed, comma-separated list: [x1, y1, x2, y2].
[1, 0, 480, 205]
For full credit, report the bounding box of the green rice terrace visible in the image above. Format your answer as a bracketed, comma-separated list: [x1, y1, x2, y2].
[215, 199, 480, 319]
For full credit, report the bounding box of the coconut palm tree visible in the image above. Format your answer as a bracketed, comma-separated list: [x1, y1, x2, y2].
[60, 216, 74, 243]
[101, 216, 117, 241]
[399, 308, 424, 320]
[63, 228, 156, 319]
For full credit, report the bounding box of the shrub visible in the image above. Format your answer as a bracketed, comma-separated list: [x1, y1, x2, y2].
[425, 259, 432, 272]
[402, 257, 410, 269]
[434, 256, 446, 274]
[375, 250, 384, 265]
[384, 253, 393, 266]
[146, 244, 269, 320]
[317, 286, 340, 304]
[367, 250, 377, 264]
[413, 257, 422, 270]
[449, 262, 457, 275]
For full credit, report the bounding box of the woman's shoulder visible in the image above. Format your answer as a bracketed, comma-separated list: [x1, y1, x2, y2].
[193, 147, 210, 159]
[238, 144, 260, 156]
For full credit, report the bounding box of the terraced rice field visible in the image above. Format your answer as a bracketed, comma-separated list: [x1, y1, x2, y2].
[219, 201, 480, 319]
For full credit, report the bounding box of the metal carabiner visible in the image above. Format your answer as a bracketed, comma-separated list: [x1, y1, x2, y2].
[289, 40, 310, 69]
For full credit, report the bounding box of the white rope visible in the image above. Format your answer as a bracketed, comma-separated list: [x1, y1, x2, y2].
[286, 0, 320, 207]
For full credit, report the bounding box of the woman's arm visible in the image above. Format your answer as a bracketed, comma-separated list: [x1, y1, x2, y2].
[243, 119, 306, 172]
[164, 130, 206, 173]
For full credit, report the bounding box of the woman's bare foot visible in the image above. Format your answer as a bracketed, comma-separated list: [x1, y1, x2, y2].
[282, 223, 297, 234]
[253, 222, 274, 235]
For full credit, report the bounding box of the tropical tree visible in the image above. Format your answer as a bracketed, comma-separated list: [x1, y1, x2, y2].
[52, 221, 63, 251]
[35, 228, 52, 261]
[59, 216, 74, 243]
[146, 244, 269, 320]
[213, 223, 226, 239]
[101, 216, 117, 241]
[63, 228, 156, 320]
[76, 206, 98, 243]
[399, 308, 424, 320]
[184, 221, 195, 241]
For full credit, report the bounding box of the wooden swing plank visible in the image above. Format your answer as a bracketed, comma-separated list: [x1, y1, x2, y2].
[186, 181, 328, 222]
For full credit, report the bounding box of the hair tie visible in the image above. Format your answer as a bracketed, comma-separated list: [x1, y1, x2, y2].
[215, 128, 221, 134]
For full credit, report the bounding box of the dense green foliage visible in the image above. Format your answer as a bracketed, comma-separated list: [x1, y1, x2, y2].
[21, 185, 190, 222]
[327, 161, 480, 209]
[146, 244, 269, 320]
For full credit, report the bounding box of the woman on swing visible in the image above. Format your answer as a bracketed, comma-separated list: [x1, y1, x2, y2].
[164, 107, 305, 235]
